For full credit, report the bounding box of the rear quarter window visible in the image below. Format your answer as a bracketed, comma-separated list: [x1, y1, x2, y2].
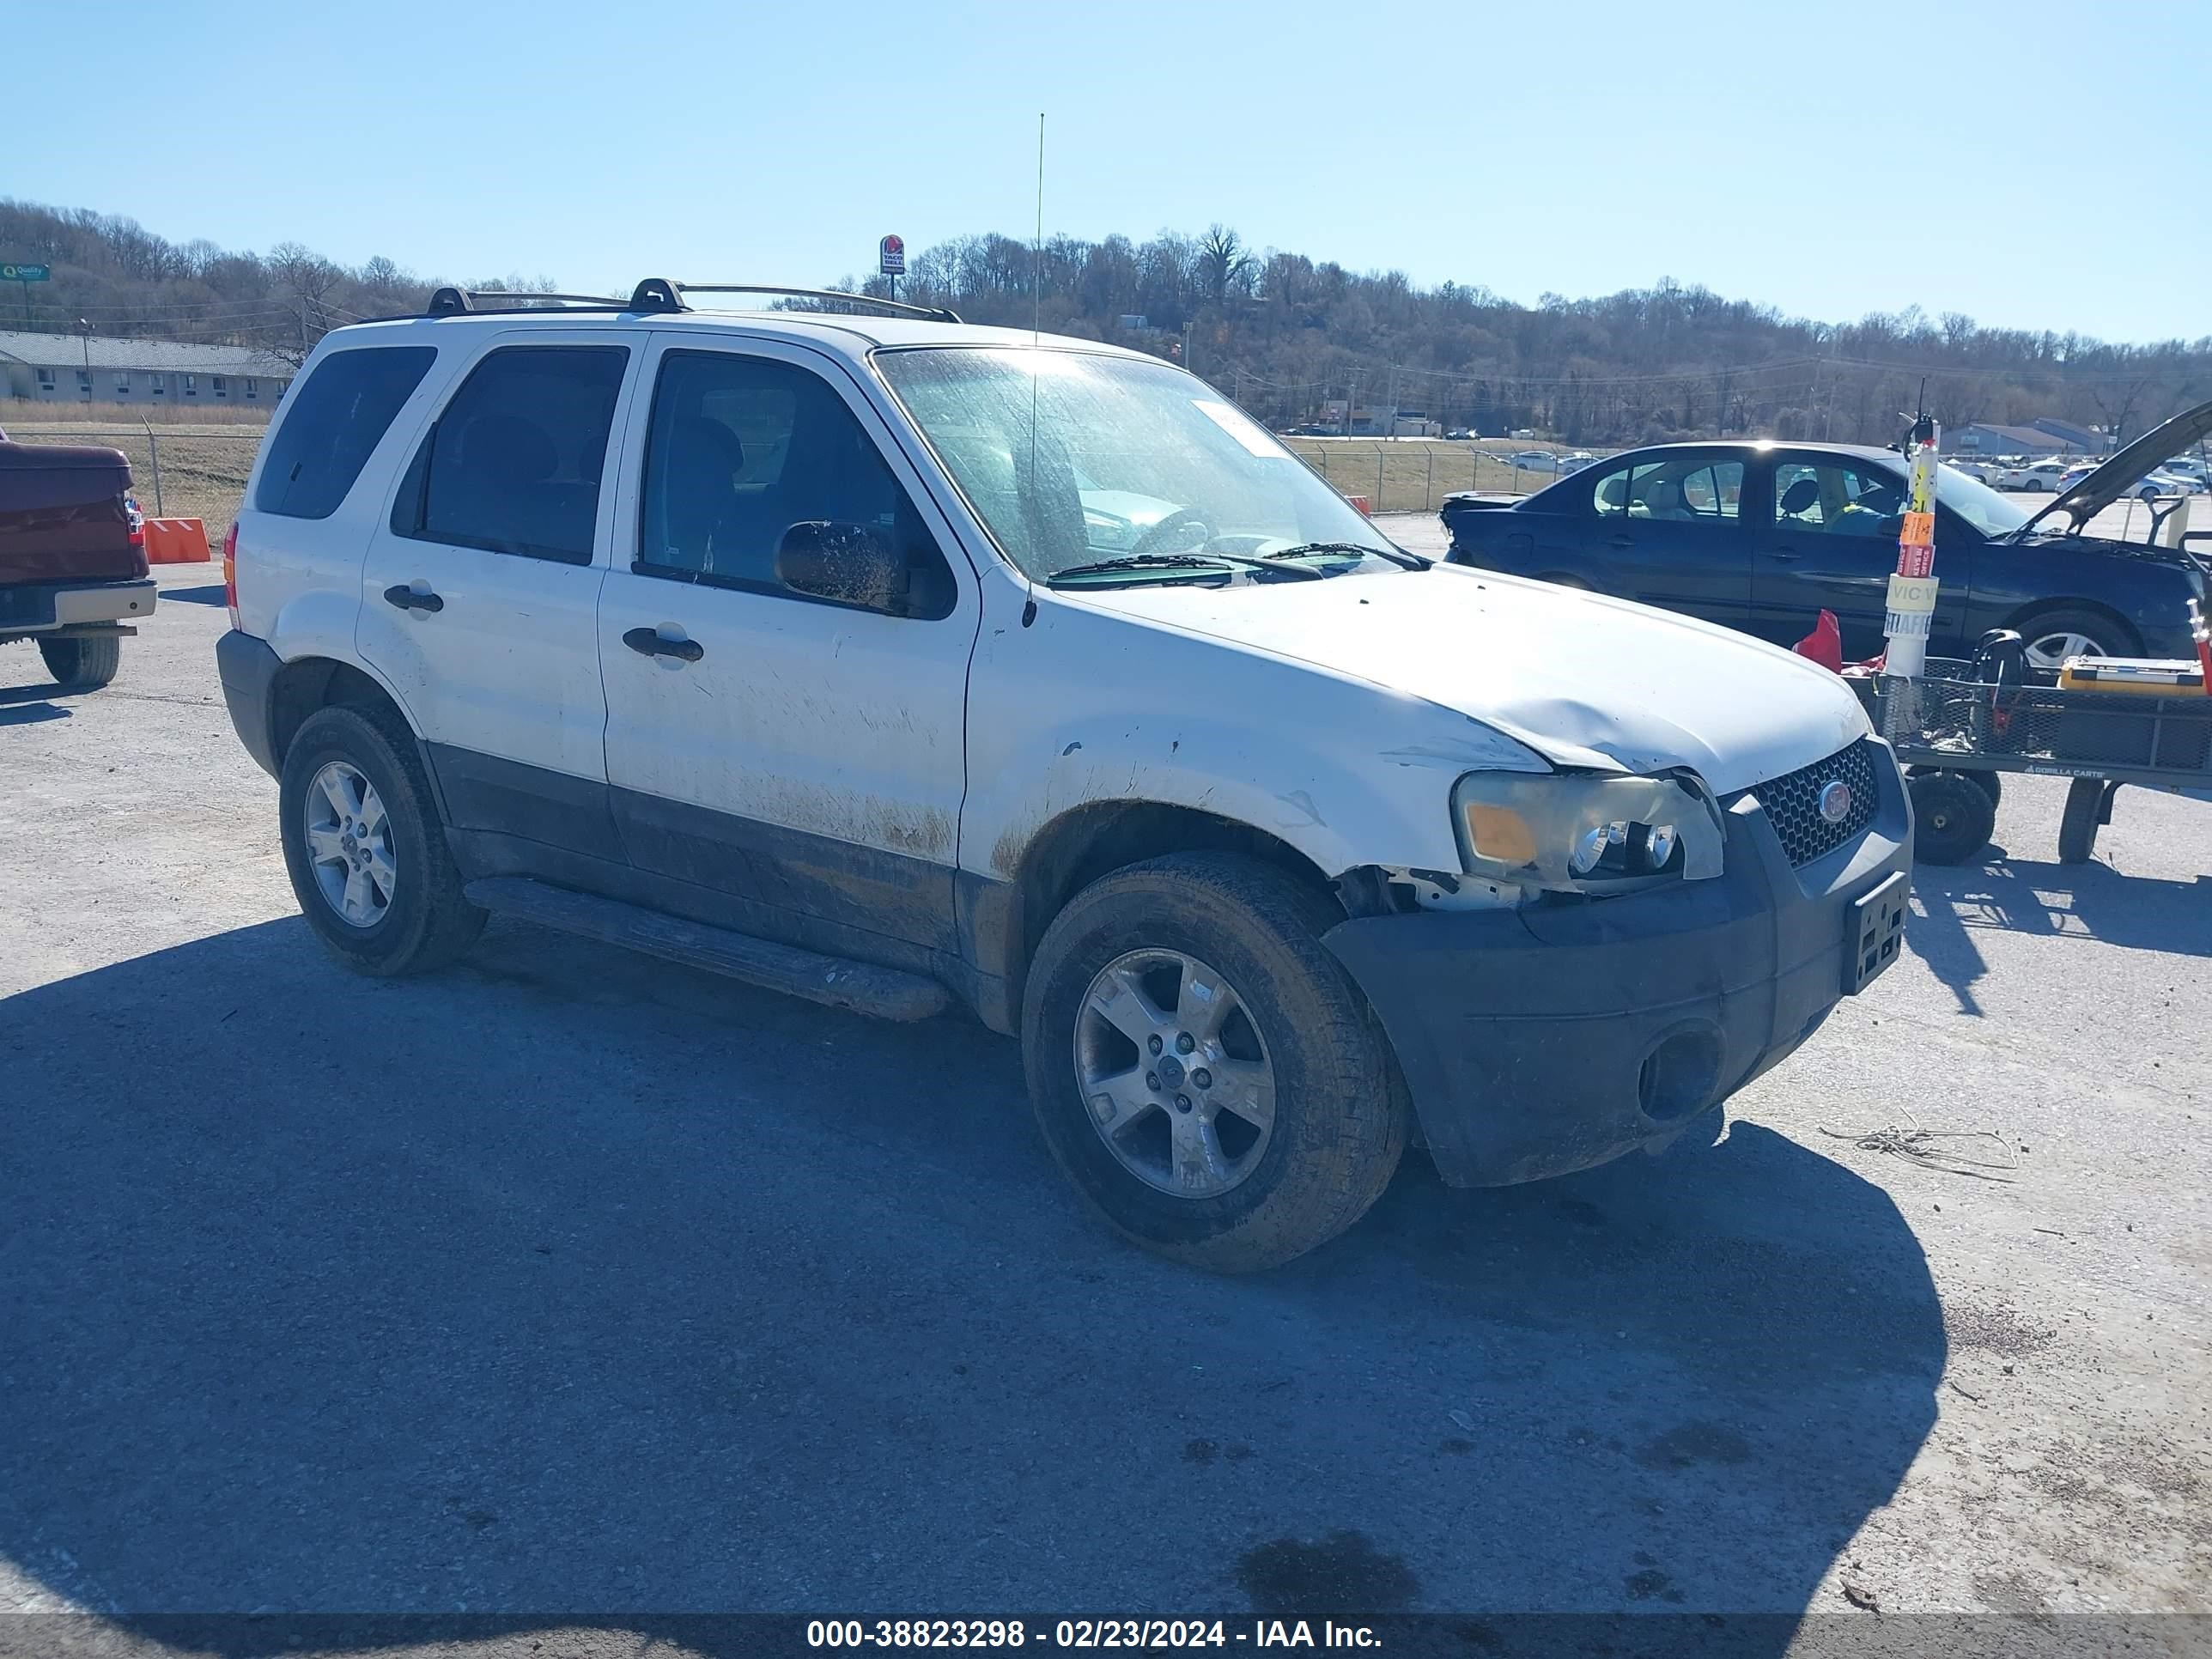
[254, 347, 437, 520]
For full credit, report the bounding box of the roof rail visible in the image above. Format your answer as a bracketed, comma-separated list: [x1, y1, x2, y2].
[422, 286, 648, 319]
[412, 279, 954, 325]
[672, 283, 963, 325]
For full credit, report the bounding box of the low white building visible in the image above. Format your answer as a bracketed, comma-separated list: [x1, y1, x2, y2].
[0, 330, 295, 408]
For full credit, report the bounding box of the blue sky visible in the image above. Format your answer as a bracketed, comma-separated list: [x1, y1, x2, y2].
[16, 0, 2211, 342]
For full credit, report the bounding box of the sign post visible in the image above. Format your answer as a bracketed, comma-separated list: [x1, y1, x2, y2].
[878, 234, 905, 304]
[1880, 407, 1942, 737]
[1, 263, 52, 330]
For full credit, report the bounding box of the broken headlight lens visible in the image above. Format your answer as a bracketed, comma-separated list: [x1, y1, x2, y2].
[1454, 771, 1723, 894]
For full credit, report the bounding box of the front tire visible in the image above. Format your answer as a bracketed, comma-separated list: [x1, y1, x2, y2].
[1021, 853, 1407, 1272]
[2018, 607, 2135, 677]
[279, 703, 485, 975]
[39, 634, 121, 688]
[1908, 770, 1997, 866]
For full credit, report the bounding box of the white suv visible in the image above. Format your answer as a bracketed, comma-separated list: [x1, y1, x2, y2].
[216, 281, 1911, 1270]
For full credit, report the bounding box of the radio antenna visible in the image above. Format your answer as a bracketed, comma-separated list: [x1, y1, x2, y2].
[1021, 111, 1044, 629]
[1032, 112, 1044, 343]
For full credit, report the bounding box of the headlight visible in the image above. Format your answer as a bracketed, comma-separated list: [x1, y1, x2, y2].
[1453, 770, 1724, 894]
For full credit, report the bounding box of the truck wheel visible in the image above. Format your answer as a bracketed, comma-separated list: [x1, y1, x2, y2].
[2057, 778, 2114, 865]
[38, 634, 121, 689]
[1021, 852, 1408, 1272]
[1908, 770, 1996, 866]
[278, 703, 485, 975]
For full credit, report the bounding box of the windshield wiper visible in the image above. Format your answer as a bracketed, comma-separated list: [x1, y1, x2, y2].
[1048, 551, 1325, 585]
[1264, 540, 1429, 570]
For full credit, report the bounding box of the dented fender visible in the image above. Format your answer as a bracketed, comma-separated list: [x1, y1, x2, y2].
[961, 569, 1548, 887]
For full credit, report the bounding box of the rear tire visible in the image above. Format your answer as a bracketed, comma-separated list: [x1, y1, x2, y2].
[1908, 770, 1997, 866]
[279, 702, 485, 975]
[1021, 852, 1407, 1272]
[38, 634, 121, 688]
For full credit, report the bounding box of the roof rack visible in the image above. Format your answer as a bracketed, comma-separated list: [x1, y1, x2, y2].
[670, 283, 962, 325]
[416, 279, 958, 325]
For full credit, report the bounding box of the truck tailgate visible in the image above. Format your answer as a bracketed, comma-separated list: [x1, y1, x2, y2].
[0, 441, 142, 586]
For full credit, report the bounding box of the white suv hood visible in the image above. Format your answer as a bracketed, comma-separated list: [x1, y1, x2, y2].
[1088, 564, 1871, 795]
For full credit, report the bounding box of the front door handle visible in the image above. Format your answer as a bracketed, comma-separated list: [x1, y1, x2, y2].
[1606, 534, 1634, 549]
[1767, 549, 1801, 562]
[623, 626, 704, 663]
[383, 584, 444, 613]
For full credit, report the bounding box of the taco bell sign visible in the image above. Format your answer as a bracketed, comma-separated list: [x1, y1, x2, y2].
[878, 234, 906, 277]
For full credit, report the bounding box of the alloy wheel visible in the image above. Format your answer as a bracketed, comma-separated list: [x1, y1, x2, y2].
[1073, 948, 1277, 1198]
[2024, 630, 2103, 673]
[302, 761, 397, 928]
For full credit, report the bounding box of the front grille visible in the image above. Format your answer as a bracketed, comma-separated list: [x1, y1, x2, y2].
[1743, 741, 1878, 867]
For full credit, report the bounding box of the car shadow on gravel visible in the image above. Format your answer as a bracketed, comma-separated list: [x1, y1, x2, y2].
[0, 916, 1942, 1656]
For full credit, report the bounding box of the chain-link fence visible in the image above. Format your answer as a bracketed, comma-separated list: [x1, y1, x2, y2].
[1280, 439, 1618, 515]
[2, 423, 264, 528]
[1, 421, 1613, 529]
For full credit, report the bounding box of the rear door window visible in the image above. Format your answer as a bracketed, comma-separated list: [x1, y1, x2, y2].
[254, 346, 436, 520]
[1593, 456, 1742, 522]
[392, 344, 629, 565]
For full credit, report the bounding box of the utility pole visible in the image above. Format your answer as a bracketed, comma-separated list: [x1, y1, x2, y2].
[1386, 364, 1398, 436]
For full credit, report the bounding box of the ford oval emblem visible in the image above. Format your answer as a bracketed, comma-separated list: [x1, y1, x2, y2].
[1818, 780, 1853, 824]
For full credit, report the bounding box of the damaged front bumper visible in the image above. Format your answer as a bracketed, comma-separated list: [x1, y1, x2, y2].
[1323, 744, 1912, 1188]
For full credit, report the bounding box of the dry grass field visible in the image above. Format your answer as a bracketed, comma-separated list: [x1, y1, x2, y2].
[1283, 438, 1595, 512]
[1, 398, 275, 429]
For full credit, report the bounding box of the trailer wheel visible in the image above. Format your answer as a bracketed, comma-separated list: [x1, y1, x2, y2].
[1907, 765, 2001, 811]
[1909, 770, 1996, 866]
[2058, 778, 2117, 866]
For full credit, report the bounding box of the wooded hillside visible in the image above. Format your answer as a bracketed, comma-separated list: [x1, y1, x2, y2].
[7, 198, 2205, 447]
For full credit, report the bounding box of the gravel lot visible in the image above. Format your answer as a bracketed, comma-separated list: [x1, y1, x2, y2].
[1, 544, 2207, 1656]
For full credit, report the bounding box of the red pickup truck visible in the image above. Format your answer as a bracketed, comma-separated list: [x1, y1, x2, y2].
[0, 436, 156, 688]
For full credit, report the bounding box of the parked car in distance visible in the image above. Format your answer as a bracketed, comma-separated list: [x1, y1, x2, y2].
[1942, 459, 1997, 484]
[0, 437, 156, 688]
[1439, 414, 2212, 671]
[1507, 450, 1559, 474]
[2159, 456, 2207, 485]
[1995, 459, 2073, 491]
[215, 281, 1911, 1271]
[1557, 452, 1598, 473]
[2059, 462, 2200, 498]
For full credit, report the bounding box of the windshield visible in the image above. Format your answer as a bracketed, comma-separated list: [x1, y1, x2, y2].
[876, 348, 1403, 581]
[1934, 465, 2032, 537]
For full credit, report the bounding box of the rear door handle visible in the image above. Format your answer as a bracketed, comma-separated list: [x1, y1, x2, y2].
[383, 584, 444, 613]
[623, 626, 704, 663]
[1606, 534, 1634, 549]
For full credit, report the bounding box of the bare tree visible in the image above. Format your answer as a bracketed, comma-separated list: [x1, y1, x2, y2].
[1195, 224, 1254, 310]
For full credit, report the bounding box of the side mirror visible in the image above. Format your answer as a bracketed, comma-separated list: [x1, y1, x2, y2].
[775, 520, 909, 616]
